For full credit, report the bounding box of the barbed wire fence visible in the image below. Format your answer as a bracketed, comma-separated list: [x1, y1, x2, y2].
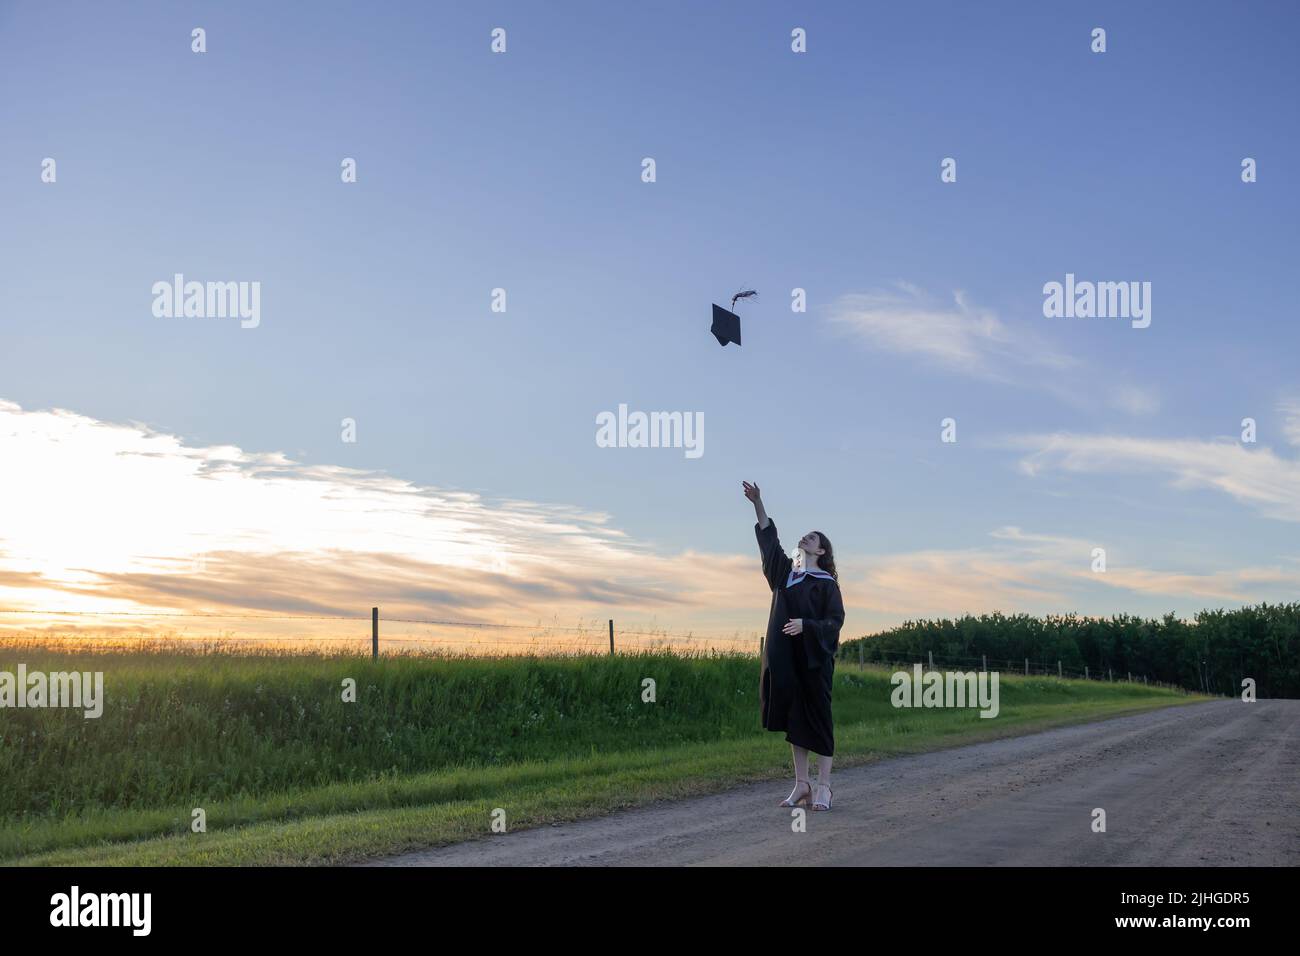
[0, 607, 761, 657]
[1, 609, 1216, 693]
[832, 642, 1202, 695]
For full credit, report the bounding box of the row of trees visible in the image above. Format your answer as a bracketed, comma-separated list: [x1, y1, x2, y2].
[844, 603, 1300, 698]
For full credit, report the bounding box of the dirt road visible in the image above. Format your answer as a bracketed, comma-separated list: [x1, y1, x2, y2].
[366, 699, 1300, 866]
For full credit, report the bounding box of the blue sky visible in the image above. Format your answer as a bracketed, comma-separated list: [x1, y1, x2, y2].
[2, 1, 1298, 643]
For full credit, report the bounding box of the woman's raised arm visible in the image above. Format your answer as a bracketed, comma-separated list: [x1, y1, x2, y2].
[745, 480, 790, 591]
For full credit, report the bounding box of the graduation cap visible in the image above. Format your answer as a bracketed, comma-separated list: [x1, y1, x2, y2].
[711, 289, 756, 347]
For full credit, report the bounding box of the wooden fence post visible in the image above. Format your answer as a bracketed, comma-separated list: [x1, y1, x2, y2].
[1058, 660, 1062, 678]
[982, 654, 987, 672]
[1085, 665, 1089, 680]
[1024, 657, 1029, 676]
[928, 650, 934, 671]
[609, 619, 614, 655]
[372, 607, 378, 660]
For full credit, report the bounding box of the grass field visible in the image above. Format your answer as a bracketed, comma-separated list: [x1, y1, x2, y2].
[0, 640, 1206, 866]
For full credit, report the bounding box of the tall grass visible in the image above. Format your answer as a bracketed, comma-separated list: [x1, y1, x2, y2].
[1, 642, 767, 819]
[1, 640, 1187, 828]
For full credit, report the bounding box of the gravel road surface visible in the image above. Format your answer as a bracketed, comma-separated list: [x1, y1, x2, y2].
[365, 699, 1299, 866]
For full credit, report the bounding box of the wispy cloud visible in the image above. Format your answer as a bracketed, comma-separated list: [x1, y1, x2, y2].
[848, 525, 1300, 619]
[1007, 428, 1300, 523]
[824, 283, 1159, 416]
[3, 400, 1293, 646]
[0, 400, 758, 642]
[825, 283, 1076, 381]
[1109, 384, 1162, 417]
[1279, 396, 1300, 448]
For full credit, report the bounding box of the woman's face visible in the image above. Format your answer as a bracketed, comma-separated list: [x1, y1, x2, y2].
[798, 531, 824, 556]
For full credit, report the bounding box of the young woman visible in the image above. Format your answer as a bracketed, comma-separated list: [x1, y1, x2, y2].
[743, 480, 845, 811]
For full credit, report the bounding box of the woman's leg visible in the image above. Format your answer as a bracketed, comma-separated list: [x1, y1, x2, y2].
[792, 743, 810, 781]
[784, 744, 811, 803]
[816, 753, 832, 788]
[813, 753, 833, 807]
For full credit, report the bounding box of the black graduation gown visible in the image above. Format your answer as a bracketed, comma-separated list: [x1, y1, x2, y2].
[755, 521, 846, 756]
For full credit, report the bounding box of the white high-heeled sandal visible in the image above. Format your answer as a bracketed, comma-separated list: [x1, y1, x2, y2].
[812, 783, 833, 811]
[779, 779, 812, 807]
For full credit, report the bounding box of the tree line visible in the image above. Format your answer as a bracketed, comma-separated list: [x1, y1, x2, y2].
[844, 603, 1300, 698]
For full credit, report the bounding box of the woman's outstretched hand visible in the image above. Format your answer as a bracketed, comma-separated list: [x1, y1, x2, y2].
[743, 480, 772, 529]
[782, 618, 804, 636]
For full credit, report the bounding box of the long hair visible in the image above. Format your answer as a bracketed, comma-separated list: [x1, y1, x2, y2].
[811, 531, 837, 581]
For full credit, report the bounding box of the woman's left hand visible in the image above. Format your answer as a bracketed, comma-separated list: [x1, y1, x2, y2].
[782, 618, 803, 636]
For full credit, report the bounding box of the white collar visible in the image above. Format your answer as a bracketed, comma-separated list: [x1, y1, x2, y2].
[786, 568, 834, 587]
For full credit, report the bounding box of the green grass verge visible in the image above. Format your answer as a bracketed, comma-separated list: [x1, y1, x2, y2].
[0, 643, 1207, 866]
